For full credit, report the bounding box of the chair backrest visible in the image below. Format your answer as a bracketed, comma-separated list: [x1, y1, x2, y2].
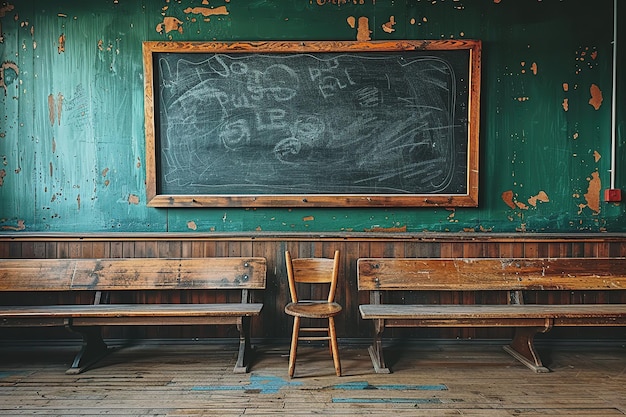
[285, 250, 340, 303]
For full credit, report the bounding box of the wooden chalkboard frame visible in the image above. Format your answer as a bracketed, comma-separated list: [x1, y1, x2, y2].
[143, 40, 481, 208]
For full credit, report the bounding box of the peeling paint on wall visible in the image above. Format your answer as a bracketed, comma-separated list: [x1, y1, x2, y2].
[527, 191, 549, 207]
[593, 150, 601, 163]
[184, 6, 229, 18]
[1, 220, 25, 231]
[187, 220, 197, 230]
[0, 2, 14, 19]
[0, 61, 19, 95]
[347, 16, 371, 41]
[157, 17, 184, 34]
[588, 84, 603, 110]
[579, 171, 601, 214]
[128, 194, 140, 205]
[58, 33, 65, 53]
[502, 190, 549, 210]
[47, 92, 63, 125]
[382, 16, 395, 33]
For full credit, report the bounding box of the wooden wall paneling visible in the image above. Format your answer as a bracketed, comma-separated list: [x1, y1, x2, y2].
[2, 235, 626, 341]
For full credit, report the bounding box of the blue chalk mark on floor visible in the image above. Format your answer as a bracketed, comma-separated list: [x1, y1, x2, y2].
[0, 370, 28, 379]
[333, 381, 448, 391]
[333, 398, 443, 404]
[192, 374, 303, 394]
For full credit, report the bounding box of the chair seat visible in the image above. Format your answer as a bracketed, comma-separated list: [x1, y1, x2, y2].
[285, 301, 342, 318]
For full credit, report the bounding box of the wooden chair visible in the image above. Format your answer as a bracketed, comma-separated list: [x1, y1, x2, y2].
[284, 250, 342, 378]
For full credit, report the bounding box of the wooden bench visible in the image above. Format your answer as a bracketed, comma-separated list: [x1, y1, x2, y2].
[357, 257, 626, 373]
[0, 257, 266, 374]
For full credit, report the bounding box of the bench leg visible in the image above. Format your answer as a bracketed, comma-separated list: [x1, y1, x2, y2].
[367, 319, 390, 374]
[503, 324, 552, 373]
[234, 316, 254, 373]
[64, 323, 110, 375]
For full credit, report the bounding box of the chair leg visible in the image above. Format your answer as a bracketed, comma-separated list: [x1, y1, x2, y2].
[288, 316, 300, 378]
[328, 317, 341, 377]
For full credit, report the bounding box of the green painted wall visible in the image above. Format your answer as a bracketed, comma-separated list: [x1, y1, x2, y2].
[1, 0, 625, 233]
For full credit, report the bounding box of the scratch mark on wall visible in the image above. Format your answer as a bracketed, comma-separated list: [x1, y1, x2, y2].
[0, 61, 19, 96]
[578, 171, 601, 214]
[58, 33, 65, 54]
[588, 84, 603, 110]
[77, 194, 81, 210]
[2, 219, 25, 231]
[187, 220, 197, 230]
[156, 17, 184, 34]
[382, 16, 396, 33]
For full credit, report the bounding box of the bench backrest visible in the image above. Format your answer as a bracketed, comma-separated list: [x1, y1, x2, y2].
[357, 258, 626, 291]
[0, 258, 266, 292]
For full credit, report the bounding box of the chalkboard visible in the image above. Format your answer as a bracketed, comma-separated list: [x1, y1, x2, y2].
[143, 40, 481, 207]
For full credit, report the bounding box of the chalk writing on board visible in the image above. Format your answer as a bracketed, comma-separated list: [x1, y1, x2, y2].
[155, 50, 470, 196]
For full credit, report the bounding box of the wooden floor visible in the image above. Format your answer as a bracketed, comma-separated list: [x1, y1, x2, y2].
[0, 339, 625, 416]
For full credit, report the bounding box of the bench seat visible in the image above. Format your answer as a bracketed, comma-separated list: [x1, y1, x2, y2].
[360, 304, 626, 322]
[357, 257, 626, 373]
[0, 257, 266, 374]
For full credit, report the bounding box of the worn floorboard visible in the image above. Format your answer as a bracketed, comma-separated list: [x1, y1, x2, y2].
[0, 340, 624, 416]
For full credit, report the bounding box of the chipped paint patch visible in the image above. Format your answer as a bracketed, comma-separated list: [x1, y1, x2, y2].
[501, 190, 516, 209]
[382, 16, 395, 33]
[183, 6, 228, 17]
[302, 216, 314, 222]
[2, 219, 25, 231]
[527, 191, 549, 207]
[157, 17, 184, 34]
[588, 84, 603, 110]
[58, 33, 65, 54]
[347, 16, 371, 40]
[187, 220, 197, 230]
[0, 3, 15, 18]
[593, 150, 601, 162]
[579, 171, 601, 214]
[128, 194, 140, 205]
[47, 93, 63, 125]
[562, 98, 569, 111]
[0, 61, 19, 95]
[0, 168, 5, 186]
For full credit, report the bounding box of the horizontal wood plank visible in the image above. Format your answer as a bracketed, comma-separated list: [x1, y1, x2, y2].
[0, 258, 266, 291]
[357, 258, 626, 291]
[359, 304, 626, 320]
